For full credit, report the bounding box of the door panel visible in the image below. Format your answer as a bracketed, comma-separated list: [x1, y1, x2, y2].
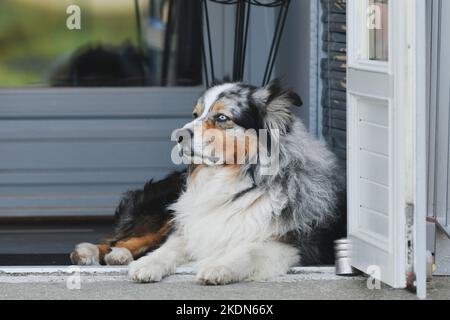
[347, 0, 407, 288]
[359, 122, 389, 156]
[358, 98, 389, 126]
[359, 150, 389, 186]
[359, 207, 389, 239]
[360, 180, 389, 215]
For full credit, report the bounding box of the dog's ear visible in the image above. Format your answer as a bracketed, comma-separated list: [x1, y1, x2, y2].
[265, 79, 303, 107]
[212, 75, 233, 87]
[253, 79, 302, 134]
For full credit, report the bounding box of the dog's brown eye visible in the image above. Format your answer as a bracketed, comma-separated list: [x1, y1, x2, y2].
[193, 112, 199, 119]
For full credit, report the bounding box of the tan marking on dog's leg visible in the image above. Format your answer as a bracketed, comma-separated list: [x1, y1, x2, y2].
[114, 223, 173, 259]
[97, 244, 111, 264]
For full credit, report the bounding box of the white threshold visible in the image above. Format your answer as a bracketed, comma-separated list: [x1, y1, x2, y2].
[0, 266, 352, 281]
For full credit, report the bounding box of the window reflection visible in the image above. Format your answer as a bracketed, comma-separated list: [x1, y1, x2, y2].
[368, 0, 389, 61]
[0, 0, 202, 87]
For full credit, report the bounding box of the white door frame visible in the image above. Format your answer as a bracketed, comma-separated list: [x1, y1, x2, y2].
[413, 0, 428, 300]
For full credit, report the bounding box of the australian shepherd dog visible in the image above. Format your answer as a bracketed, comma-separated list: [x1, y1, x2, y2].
[71, 80, 346, 285]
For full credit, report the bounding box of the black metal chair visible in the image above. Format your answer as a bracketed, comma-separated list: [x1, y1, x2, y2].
[201, 0, 292, 87]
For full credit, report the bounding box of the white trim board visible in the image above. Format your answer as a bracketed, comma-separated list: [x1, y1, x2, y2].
[0, 266, 336, 276]
[0, 266, 359, 283]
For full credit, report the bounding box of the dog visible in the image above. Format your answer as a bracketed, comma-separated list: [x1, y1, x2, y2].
[71, 80, 346, 284]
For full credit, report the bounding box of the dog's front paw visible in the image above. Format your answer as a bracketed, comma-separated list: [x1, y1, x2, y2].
[70, 243, 100, 265]
[128, 256, 167, 283]
[104, 247, 133, 266]
[197, 265, 236, 286]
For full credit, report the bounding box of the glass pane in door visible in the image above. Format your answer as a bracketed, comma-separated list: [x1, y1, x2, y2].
[368, 0, 389, 61]
[0, 0, 202, 87]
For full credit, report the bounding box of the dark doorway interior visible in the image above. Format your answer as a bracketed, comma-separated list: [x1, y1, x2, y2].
[0, 218, 114, 265]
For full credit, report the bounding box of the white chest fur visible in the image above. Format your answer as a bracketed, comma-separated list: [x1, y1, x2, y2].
[170, 166, 276, 261]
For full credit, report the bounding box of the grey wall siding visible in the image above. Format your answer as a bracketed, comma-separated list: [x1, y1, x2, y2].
[320, 0, 347, 162]
[0, 88, 199, 217]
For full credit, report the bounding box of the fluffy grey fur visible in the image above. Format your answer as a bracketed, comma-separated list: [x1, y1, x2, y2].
[256, 121, 343, 233]
[237, 80, 347, 264]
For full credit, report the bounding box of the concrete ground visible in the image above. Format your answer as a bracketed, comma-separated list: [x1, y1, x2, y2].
[0, 266, 449, 300]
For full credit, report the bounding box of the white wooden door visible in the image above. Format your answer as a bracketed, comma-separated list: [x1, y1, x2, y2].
[347, 0, 408, 289]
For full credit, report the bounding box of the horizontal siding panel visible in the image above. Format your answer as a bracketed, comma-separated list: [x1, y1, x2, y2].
[322, 98, 347, 110]
[359, 122, 389, 156]
[358, 100, 389, 127]
[0, 184, 147, 197]
[0, 88, 200, 118]
[0, 207, 115, 218]
[322, 42, 347, 54]
[0, 84, 199, 218]
[359, 207, 389, 239]
[0, 168, 177, 185]
[0, 110, 189, 217]
[320, 0, 346, 13]
[359, 179, 389, 215]
[322, 31, 346, 44]
[0, 170, 182, 217]
[0, 194, 120, 209]
[0, 119, 188, 141]
[321, 22, 346, 34]
[321, 59, 347, 72]
[359, 150, 389, 187]
[0, 140, 176, 170]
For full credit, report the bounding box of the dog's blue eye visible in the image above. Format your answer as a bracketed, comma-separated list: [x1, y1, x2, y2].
[216, 114, 229, 123]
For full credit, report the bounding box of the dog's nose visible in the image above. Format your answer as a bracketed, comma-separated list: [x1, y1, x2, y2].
[174, 128, 193, 145]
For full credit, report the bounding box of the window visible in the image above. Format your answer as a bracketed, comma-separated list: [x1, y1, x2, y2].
[0, 0, 202, 87]
[368, 0, 389, 61]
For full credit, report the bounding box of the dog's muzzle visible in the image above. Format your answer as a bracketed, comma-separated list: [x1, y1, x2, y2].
[174, 128, 194, 157]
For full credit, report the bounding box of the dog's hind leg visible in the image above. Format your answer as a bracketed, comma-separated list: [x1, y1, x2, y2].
[104, 223, 173, 266]
[71, 223, 171, 266]
[70, 221, 173, 266]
